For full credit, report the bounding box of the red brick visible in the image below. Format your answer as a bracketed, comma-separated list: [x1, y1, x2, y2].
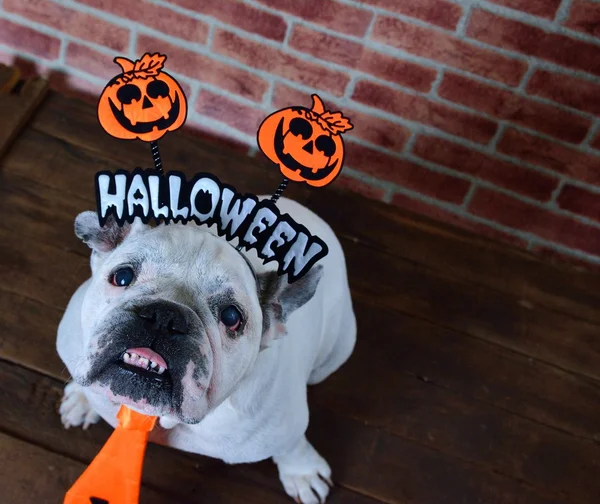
[47, 71, 104, 104]
[167, 0, 286, 41]
[438, 73, 591, 143]
[272, 83, 410, 150]
[213, 30, 350, 96]
[371, 16, 527, 86]
[334, 175, 386, 200]
[79, 0, 209, 44]
[564, 1, 600, 37]
[184, 120, 251, 153]
[345, 143, 471, 203]
[0, 19, 61, 60]
[470, 187, 600, 255]
[353, 80, 498, 144]
[195, 90, 265, 136]
[467, 9, 600, 77]
[556, 184, 600, 222]
[357, 0, 462, 30]
[392, 193, 527, 247]
[526, 69, 600, 116]
[485, 0, 561, 19]
[289, 25, 436, 92]
[65, 43, 118, 79]
[592, 132, 600, 150]
[4, 0, 128, 52]
[498, 128, 600, 184]
[412, 135, 558, 200]
[254, 0, 372, 36]
[137, 34, 268, 102]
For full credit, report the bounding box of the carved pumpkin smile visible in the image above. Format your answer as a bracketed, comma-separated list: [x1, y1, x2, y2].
[257, 95, 353, 188]
[98, 53, 188, 142]
[273, 117, 338, 181]
[108, 91, 182, 135]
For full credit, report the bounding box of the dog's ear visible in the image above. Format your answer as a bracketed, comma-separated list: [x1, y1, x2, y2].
[74, 211, 147, 253]
[258, 264, 323, 348]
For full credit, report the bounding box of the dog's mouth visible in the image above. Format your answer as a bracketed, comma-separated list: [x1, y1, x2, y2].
[116, 347, 170, 382]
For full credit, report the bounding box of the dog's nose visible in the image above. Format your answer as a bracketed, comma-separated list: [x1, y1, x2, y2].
[138, 301, 189, 335]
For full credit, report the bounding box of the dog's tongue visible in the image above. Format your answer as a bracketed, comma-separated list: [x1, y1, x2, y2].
[126, 347, 168, 369]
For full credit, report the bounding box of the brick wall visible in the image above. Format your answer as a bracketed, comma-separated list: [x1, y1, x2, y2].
[2, 0, 600, 270]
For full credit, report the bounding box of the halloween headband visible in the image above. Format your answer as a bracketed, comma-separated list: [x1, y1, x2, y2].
[92, 52, 353, 283]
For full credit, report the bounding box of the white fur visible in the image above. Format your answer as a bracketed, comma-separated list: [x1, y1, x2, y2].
[57, 197, 356, 502]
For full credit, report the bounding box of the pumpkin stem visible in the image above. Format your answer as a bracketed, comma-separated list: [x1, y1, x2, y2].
[114, 57, 135, 73]
[310, 94, 326, 115]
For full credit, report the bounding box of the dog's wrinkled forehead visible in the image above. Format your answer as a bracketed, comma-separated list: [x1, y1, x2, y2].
[106, 224, 257, 295]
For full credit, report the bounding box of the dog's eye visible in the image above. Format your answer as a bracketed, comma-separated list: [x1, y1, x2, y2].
[220, 306, 242, 331]
[110, 267, 135, 287]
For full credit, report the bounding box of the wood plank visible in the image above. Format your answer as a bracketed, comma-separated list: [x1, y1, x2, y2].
[0, 359, 572, 504]
[1, 279, 599, 502]
[324, 304, 600, 444]
[0, 226, 89, 310]
[1, 172, 589, 502]
[311, 306, 600, 502]
[309, 190, 600, 327]
[3, 186, 600, 388]
[1, 216, 599, 502]
[3, 91, 598, 502]
[4, 126, 600, 383]
[0, 64, 20, 94]
[0, 74, 48, 159]
[0, 432, 172, 504]
[343, 244, 600, 383]
[1, 139, 600, 439]
[0, 163, 92, 257]
[0, 361, 363, 504]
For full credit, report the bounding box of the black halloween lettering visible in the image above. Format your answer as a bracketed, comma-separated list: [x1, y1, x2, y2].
[94, 169, 328, 281]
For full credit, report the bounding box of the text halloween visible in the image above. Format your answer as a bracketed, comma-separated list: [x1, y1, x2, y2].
[95, 169, 328, 282]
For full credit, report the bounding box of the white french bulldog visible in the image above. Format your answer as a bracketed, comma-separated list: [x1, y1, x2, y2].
[57, 197, 356, 503]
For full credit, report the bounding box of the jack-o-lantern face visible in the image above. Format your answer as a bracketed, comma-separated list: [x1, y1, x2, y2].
[257, 95, 353, 188]
[98, 53, 187, 142]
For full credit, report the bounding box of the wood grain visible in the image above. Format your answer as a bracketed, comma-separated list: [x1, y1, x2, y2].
[0, 359, 574, 504]
[0, 71, 47, 159]
[0, 90, 599, 504]
[4, 124, 600, 384]
[0, 431, 171, 504]
[28, 93, 600, 327]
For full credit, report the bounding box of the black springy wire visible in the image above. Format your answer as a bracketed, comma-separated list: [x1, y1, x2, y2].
[150, 141, 163, 174]
[270, 178, 289, 203]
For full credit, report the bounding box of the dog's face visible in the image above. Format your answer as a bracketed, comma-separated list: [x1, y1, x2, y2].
[72, 212, 322, 423]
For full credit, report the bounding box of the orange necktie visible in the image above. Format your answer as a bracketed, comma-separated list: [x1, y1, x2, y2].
[64, 405, 157, 504]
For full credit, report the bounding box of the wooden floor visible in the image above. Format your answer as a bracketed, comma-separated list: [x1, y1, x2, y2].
[1, 90, 600, 504]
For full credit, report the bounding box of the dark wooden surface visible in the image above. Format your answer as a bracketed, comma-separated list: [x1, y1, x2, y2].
[1, 90, 600, 504]
[0, 64, 48, 159]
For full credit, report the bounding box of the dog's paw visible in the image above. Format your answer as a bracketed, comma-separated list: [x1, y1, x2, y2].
[274, 437, 333, 504]
[59, 381, 100, 430]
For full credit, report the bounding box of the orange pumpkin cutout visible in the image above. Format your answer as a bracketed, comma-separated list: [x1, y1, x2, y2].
[98, 53, 187, 142]
[257, 94, 353, 188]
